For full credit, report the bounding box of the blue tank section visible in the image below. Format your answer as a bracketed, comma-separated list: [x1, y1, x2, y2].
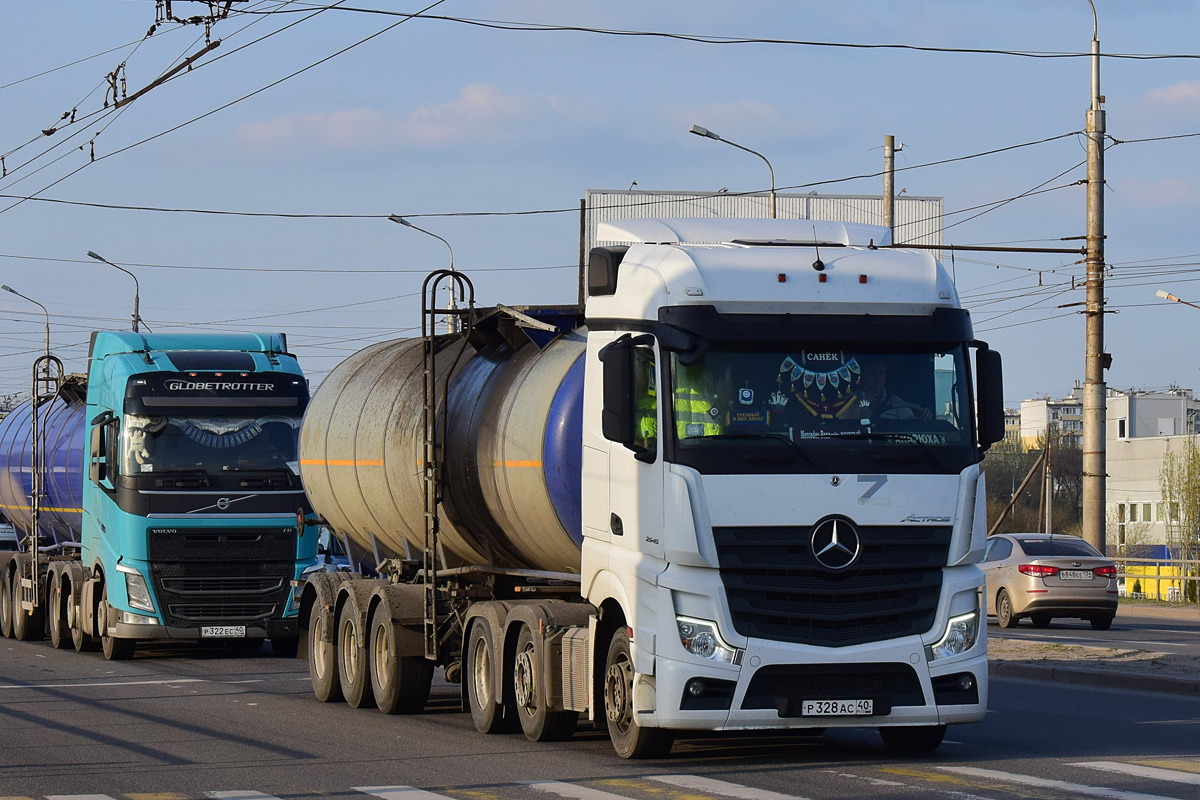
[543, 354, 585, 545]
[0, 381, 86, 548]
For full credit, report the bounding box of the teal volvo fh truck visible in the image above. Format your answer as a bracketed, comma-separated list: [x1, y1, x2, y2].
[0, 332, 316, 659]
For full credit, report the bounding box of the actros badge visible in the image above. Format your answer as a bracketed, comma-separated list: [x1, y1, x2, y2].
[810, 516, 862, 571]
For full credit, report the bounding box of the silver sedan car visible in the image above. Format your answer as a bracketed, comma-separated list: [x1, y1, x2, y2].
[981, 533, 1118, 630]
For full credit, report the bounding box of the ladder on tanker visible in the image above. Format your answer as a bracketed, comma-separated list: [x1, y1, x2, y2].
[22, 354, 64, 614]
[419, 270, 475, 660]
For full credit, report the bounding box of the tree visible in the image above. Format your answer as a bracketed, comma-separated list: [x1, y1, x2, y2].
[1159, 437, 1200, 601]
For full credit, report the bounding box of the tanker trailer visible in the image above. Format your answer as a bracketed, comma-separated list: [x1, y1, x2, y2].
[297, 217, 1007, 759]
[0, 331, 319, 659]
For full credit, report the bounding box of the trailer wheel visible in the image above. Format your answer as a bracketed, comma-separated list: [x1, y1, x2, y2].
[879, 724, 947, 753]
[308, 602, 343, 703]
[11, 564, 45, 642]
[47, 572, 70, 650]
[99, 585, 135, 660]
[369, 603, 432, 715]
[337, 603, 376, 709]
[0, 568, 13, 639]
[603, 628, 673, 759]
[513, 624, 576, 742]
[467, 620, 516, 733]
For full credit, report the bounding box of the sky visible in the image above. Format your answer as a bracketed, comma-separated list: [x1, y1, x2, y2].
[2, 0, 1200, 405]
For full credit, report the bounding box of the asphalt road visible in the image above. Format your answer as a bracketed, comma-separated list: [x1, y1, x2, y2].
[3, 634, 1200, 800]
[987, 605, 1200, 658]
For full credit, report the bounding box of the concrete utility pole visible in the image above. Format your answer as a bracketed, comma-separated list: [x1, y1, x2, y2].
[1082, 0, 1107, 554]
[883, 135, 898, 237]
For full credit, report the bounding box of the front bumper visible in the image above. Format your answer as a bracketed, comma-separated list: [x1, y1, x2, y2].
[111, 617, 298, 640]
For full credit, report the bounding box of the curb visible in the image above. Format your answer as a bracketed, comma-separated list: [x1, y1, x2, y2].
[989, 660, 1200, 696]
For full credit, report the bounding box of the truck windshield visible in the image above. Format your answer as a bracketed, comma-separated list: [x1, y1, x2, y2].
[668, 345, 975, 474]
[121, 413, 301, 476]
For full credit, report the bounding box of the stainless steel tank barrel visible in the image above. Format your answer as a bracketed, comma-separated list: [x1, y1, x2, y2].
[299, 327, 586, 573]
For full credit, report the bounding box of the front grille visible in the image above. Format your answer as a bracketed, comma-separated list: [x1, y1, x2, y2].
[715, 524, 951, 648]
[742, 663, 925, 717]
[147, 527, 296, 627]
[168, 603, 278, 623]
[160, 576, 285, 594]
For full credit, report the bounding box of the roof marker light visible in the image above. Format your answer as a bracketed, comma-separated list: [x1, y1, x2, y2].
[777, 273, 787, 283]
[818, 274, 827, 284]
[859, 275, 868, 284]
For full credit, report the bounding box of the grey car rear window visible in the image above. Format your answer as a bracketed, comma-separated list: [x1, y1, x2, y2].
[1016, 538, 1102, 557]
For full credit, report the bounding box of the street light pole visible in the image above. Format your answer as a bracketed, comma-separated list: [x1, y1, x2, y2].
[2, 284, 50, 365]
[1157, 289, 1200, 312]
[1082, 0, 1108, 555]
[689, 125, 777, 218]
[389, 215, 458, 333]
[86, 250, 144, 332]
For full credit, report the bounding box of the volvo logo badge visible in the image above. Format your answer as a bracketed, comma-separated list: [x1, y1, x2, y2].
[216, 497, 231, 510]
[811, 517, 862, 570]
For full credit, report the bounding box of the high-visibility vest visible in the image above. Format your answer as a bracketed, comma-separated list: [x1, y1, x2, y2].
[637, 382, 658, 441]
[674, 386, 722, 438]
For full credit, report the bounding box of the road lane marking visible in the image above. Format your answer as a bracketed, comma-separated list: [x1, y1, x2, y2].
[1135, 761, 1200, 775]
[939, 766, 1182, 800]
[207, 793, 284, 800]
[1074, 762, 1200, 785]
[128, 795, 190, 800]
[521, 781, 632, 799]
[48, 796, 119, 800]
[0, 679, 208, 690]
[355, 787, 455, 799]
[649, 774, 814, 799]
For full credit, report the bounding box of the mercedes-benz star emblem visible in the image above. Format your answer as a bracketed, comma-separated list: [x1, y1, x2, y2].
[811, 517, 862, 570]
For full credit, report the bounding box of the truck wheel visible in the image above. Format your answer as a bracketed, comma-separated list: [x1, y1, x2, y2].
[47, 572, 70, 650]
[467, 620, 516, 733]
[0, 569, 13, 639]
[603, 628, 673, 759]
[337, 603, 376, 709]
[271, 636, 299, 658]
[369, 602, 433, 715]
[879, 724, 947, 753]
[68, 576, 95, 652]
[996, 589, 1018, 629]
[12, 568, 45, 642]
[308, 603, 343, 703]
[99, 586, 135, 660]
[514, 625, 576, 742]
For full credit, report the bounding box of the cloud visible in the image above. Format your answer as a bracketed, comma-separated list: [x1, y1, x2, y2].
[1119, 176, 1193, 207]
[237, 84, 548, 150]
[1144, 81, 1200, 114]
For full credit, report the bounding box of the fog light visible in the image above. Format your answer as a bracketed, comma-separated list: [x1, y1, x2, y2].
[119, 610, 158, 625]
[958, 674, 975, 692]
[686, 679, 706, 697]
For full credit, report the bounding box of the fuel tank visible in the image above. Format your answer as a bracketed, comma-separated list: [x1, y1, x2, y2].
[0, 376, 87, 548]
[299, 320, 586, 574]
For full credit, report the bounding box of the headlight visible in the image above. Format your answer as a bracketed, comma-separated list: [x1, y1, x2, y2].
[927, 609, 980, 660]
[287, 584, 303, 615]
[676, 616, 743, 665]
[117, 564, 155, 613]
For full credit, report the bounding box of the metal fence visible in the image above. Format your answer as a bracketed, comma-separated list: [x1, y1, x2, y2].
[1114, 557, 1200, 603]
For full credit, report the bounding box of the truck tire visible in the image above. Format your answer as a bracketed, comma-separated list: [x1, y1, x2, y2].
[11, 566, 45, 642]
[337, 602, 376, 709]
[308, 603, 343, 703]
[0, 568, 13, 639]
[879, 724, 947, 753]
[47, 572, 70, 649]
[369, 602, 433, 714]
[996, 589, 1018, 629]
[467, 620, 516, 733]
[99, 585, 135, 660]
[514, 624, 576, 742]
[603, 628, 673, 759]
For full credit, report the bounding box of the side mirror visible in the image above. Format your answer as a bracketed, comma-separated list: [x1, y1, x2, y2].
[601, 343, 636, 446]
[975, 347, 1004, 451]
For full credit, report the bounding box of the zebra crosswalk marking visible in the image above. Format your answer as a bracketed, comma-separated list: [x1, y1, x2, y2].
[355, 786, 456, 800]
[1073, 762, 1200, 786]
[521, 781, 634, 800]
[649, 774, 814, 800]
[938, 766, 1182, 800]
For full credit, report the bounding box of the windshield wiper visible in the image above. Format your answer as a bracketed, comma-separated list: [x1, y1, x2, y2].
[698, 432, 822, 468]
[831, 430, 951, 468]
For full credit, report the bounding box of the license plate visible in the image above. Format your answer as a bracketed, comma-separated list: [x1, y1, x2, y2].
[802, 699, 873, 716]
[201, 625, 246, 638]
[1060, 570, 1093, 581]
